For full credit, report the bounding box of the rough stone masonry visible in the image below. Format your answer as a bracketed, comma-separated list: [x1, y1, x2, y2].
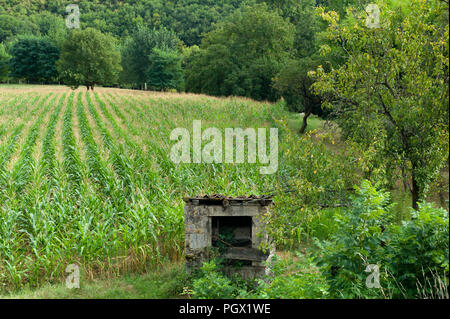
[184, 194, 274, 278]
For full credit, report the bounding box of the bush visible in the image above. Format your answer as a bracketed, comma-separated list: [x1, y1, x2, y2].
[314, 180, 449, 298]
[192, 260, 237, 299]
[254, 253, 329, 299]
[191, 254, 329, 299]
[314, 180, 393, 298]
[386, 203, 449, 298]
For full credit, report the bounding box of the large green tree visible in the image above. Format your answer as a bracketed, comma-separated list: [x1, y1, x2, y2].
[267, 0, 325, 133]
[274, 57, 326, 133]
[147, 48, 183, 91]
[9, 36, 59, 83]
[185, 3, 295, 101]
[57, 28, 122, 90]
[311, 0, 449, 209]
[121, 26, 180, 89]
[270, 0, 364, 133]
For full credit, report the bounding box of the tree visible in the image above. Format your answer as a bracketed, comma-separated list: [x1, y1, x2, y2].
[147, 48, 183, 91]
[185, 3, 295, 101]
[168, 0, 243, 46]
[267, 0, 326, 133]
[0, 14, 38, 43]
[260, 0, 321, 58]
[311, 0, 449, 209]
[0, 43, 10, 82]
[121, 26, 180, 89]
[9, 36, 59, 83]
[270, 0, 365, 133]
[31, 12, 67, 48]
[274, 57, 326, 133]
[57, 28, 122, 90]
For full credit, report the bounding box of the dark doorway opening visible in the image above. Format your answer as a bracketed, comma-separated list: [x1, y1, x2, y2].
[211, 216, 252, 248]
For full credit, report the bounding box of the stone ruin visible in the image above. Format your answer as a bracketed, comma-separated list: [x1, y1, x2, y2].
[184, 194, 274, 278]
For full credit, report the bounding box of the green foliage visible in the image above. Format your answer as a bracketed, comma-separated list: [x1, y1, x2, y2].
[261, 114, 359, 247]
[0, 0, 245, 46]
[9, 36, 59, 82]
[254, 253, 329, 299]
[185, 3, 295, 101]
[147, 48, 183, 91]
[274, 57, 325, 133]
[0, 43, 9, 82]
[314, 180, 393, 298]
[57, 28, 122, 89]
[30, 12, 67, 48]
[160, 0, 244, 46]
[311, 0, 449, 208]
[0, 14, 38, 44]
[192, 260, 237, 299]
[315, 180, 449, 298]
[192, 254, 329, 299]
[121, 26, 180, 88]
[386, 203, 449, 297]
[267, 0, 333, 133]
[261, 0, 321, 58]
[316, 0, 371, 18]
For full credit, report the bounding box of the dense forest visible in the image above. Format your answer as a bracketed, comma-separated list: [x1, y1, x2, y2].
[0, 0, 245, 46]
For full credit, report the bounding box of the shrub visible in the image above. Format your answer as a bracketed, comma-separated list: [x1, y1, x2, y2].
[314, 180, 449, 298]
[254, 253, 329, 299]
[192, 260, 237, 299]
[386, 203, 449, 298]
[191, 254, 329, 299]
[314, 180, 392, 298]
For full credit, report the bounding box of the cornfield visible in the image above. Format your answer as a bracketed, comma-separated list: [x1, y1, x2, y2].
[0, 86, 288, 290]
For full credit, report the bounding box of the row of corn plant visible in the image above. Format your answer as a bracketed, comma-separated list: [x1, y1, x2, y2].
[0, 95, 18, 119]
[40, 93, 66, 180]
[102, 94, 191, 262]
[6, 93, 54, 193]
[85, 92, 133, 189]
[0, 93, 55, 288]
[108, 94, 171, 163]
[95, 93, 140, 159]
[99, 93, 185, 263]
[98, 93, 159, 190]
[75, 91, 113, 193]
[0, 93, 36, 118]
[61, 91, 83, 186]
[0, 94, 38, 149]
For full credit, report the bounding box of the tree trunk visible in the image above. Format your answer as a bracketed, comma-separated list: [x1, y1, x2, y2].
[401, 165, 409, 193]
[299, 110, 312, 134]
[411, 173, 420, 211]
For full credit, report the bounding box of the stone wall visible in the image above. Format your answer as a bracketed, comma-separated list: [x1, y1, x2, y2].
[184, 195, 274, 278]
